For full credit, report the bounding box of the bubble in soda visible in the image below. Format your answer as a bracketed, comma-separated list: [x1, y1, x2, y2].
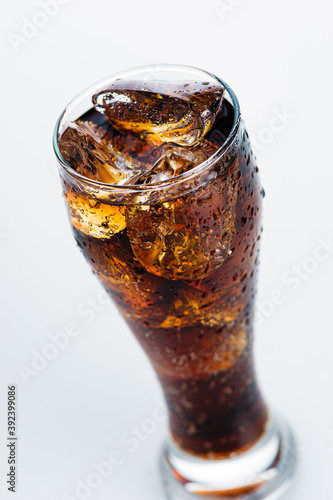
[92, 80, 224, 147]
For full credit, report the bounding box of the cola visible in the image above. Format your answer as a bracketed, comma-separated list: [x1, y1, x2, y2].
[57, 77, 268, 457]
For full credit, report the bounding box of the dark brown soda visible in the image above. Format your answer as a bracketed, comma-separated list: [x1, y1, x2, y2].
[61, 99, 268, 457]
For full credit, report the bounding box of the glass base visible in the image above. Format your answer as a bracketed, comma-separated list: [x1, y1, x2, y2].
[160, 415, 297, 500]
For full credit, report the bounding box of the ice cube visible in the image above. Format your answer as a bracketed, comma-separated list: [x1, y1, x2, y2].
[102, 125, 168, 180]
[92, 80, 224, 147]
[199, 319, 247, 375]
[160, 281, 246, 329]
[58, 121, 125, 183]
[64, 189, 127, 239]
[126, 159, 240, 281]
[156, 318, 247, 379]
[58, 121, 146, 185]
[126, 202, 176, 265]
[136, 142, 218, 184]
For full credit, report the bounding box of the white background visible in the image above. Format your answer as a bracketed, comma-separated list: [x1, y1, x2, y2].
[1, 1, 333, 499]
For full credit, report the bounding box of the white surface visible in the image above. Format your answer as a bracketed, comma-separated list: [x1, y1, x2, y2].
[1, 1, 333, 499]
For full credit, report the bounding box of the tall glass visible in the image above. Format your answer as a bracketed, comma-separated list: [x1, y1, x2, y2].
[53, 65, 297, 499]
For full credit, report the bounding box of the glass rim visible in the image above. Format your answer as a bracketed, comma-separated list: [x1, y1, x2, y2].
[52, 63, 241, 194]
